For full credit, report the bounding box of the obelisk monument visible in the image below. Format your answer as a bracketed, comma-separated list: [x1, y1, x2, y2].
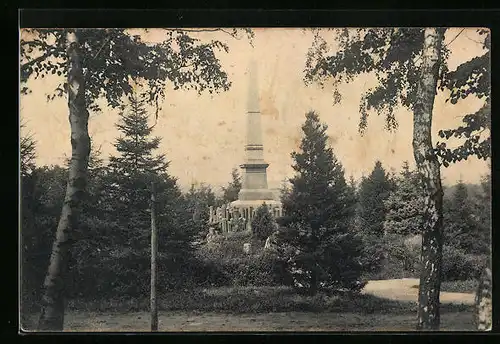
[237, 59, 275, 201]
[228, 59, 282, 227]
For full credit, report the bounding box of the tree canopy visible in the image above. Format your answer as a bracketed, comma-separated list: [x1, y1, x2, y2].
[304, 28, 490, 166]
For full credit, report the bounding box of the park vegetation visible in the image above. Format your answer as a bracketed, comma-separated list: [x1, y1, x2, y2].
[20, 27, 490, 331]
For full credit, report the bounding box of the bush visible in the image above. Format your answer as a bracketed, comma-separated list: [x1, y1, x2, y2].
[440, 279, 477, 293]
[441, 245, 485, 281]
[365, 234, 421, 280]
[357, 233, 386, 278]
[66, 246, 225, 300]
[195, 235, 293, 288]
[251, 203, 276, 241]
[222, 252, 293, 287]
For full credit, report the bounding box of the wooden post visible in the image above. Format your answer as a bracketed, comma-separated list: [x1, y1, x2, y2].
[150, 181, 158, 332]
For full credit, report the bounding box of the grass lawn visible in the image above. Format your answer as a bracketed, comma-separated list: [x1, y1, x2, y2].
[22, 286, 476, 332]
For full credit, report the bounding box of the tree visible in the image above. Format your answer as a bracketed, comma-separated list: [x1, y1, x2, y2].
[221, 168, 242, 203]
[276, 111, 362, 295]
[86, 93, 197, 296]
[184, 183, 219, 241]
[251, 203, 276, 241]
[358, 161, 393, 236]
[20, 28, 249, 330]
[474, 171, 491, 255]
[20, 165, 68, 329]
[303, 27, 490, 330]
[20, 122, 36, 178]
[383, 161, 426, 236]
[65, 145, 115, 300]
[443, 180, 489, 256]
[20, 127, 39, 327]
[436, 29, 491, 165]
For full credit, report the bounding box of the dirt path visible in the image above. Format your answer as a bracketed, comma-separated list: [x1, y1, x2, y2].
[362, 279, 475, 305]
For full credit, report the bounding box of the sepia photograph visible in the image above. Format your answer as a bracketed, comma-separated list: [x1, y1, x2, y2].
[19, 27, 491, 332]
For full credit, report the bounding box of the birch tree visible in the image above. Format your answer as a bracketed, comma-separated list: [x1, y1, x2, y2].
[303, 27, 490, 330]
[20, 27, 250, 331]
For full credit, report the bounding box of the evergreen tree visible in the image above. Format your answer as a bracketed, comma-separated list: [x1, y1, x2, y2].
[383, 161, 426, 236]
[276, 111, 363, 295]
[476, 172, 491, 254]
[221, 168, 242, 203]
[105, 93, 195, 294]
[252, 203, 276, 241]
[20, 122, 36, 178]
[358, 161, 393, 236]
[443, 180, 489, 255]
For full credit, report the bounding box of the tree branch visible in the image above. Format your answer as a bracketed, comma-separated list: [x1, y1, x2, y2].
[20, 47, 60, 76]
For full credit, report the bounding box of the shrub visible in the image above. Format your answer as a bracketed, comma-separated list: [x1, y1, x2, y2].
[365, 234, 421, 280]
[195, 237, 293, 288]
[441, 245, 485, 281]
[222, 252, 293, 287]
[440, 279, 478, 293]
[251, 203, 276, 241]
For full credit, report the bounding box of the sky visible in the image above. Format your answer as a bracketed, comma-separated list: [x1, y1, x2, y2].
[20, 28, 490, 192]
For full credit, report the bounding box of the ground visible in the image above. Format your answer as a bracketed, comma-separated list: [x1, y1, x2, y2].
[25, 279, 476, 332]
[362, 278, 474, 304]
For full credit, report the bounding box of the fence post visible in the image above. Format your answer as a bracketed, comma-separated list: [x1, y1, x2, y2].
[150, 181, 158, 332]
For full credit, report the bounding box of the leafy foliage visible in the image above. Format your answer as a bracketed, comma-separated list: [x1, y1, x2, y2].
[20, 29, 246, 116]
[276, 111, 364, 294]
[184, 183, 220, 241]
[304, 28, 427, 133]
[441, 245, 485, 281]
[304, 28, 490, 164]
[436, 29, 490, 165]
[221, 168, 242, 203]
[196, 231, 292, 288]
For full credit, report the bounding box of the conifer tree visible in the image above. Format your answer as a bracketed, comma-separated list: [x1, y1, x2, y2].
[276, 111, 363, 295]
[106, 93, 195, 294]
[443, 180, 488, 255]
[358, 161, 393, 236]
[383, 161, 426, 236]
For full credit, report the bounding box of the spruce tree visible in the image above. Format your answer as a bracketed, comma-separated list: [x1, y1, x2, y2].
[383, 161, 426, 236]
[358, 161, 393, 236]
[276, 111, 363, 295]
[106, 93, 195, 294]
[443, 180, 487, 255]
